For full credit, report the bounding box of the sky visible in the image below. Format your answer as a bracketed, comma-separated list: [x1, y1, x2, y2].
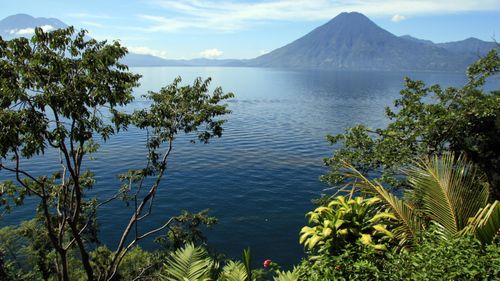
[1, 0, 499, 59]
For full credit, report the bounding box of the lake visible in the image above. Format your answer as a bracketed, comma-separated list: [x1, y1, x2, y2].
[0, 66, 484, 266]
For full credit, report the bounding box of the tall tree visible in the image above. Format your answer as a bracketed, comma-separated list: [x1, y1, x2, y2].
[0, 27, 233, 281]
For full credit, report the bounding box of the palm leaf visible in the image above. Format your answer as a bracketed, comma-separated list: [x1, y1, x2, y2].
[219, 261, 248, 281]
[242, 248, 252, 281]
[161, 243, 213, 281]
[406, 153, 489, 237]
[342, 161, 422, 247]
[273, 267, 299, 281]
[460, 201, 500, 243]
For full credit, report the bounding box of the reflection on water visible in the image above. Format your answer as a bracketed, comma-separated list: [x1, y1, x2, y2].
[2, 66, 485, 266]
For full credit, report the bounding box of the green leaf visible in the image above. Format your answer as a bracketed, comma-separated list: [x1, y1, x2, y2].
[360, 234, 372, 245]
[161, 243, 213, 281]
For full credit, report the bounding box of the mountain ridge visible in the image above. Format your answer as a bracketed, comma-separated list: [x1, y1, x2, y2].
[248, 12, 495, 71]
[0, 13, 496, 70]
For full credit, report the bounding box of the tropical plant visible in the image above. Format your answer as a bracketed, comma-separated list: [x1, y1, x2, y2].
[219, 261, 248, 281]
[161, 243, 216, 281]
[295, 244, 386, 281]
[273, 268, 299, 281]
[296, 230, 499, 280]
[342, 153, 500, 244]
[406, 153, 489, 236]
[382, 230, 500, 280]
[241, 248, 252, 281]
[160, 244, 267, 281]
[461, 201, 500, 243]
[341, 163, 423, 249]
[300, 195, 396, 255]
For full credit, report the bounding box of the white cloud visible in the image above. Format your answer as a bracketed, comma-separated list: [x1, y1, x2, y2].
[16, 28, 35, 35]
[40, 25, 54, 32]
[391, 14, 406, 22]
[199, 48, 223, 59]
[9, 28, 34, 35]
[9, 25, 54, 36]
[127, 46, 169, 59]
[141, 0, 500, 32]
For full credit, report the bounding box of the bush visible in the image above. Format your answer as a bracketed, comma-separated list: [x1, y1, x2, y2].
[297, 231, 499, 280]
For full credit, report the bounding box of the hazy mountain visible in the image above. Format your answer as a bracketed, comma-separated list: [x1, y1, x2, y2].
[121, 53, 188, 67]
[0, 14, 239, 67]
[437, 37, 497, 56]
[1, 13, 497, 70]
[400, 35, 434, 46]
[178, 58, 246, 67]
[249, 12, 495, 71]
[0, 13, 67, 40]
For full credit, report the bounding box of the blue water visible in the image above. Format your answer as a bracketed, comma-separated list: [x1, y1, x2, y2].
[0, 67, 486, 266]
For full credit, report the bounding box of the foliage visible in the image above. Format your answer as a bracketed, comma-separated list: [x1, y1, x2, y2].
[406, 153, 490, 237]
[0, 26, 233, 281]
[89, 245, 161, 280]
[155, 209, 218, 251]
[343, 154, 500, 244]
[0, 219, 59, 280]
[219, 261, 248, 281]
[382, 231, 500, 280]
[296, 244, 386, 281]
[0, 25, 139, 280]
[322, 49, 500, 199]
[161, 243, 216, 281]
[159, 244, 271, 281]
[341, 161, 423, 248]
[272, 268, 299, 281]
[296, 231, 499, 280]
[242, 248, 252, 281]
[300, 195, 396, 255]
[461, 201, 500, 243]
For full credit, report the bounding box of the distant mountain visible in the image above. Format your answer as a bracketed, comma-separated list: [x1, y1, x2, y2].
[0, 14, 241, 67]
[400, 35, 434, 46]
[0, 13, 67, 40]
[121, 53, 188, 67]
[249, 12, 496, 71]
[1, 13, 497, 71]
[178, 58, 246, 67]
[437, 37, 497, 56]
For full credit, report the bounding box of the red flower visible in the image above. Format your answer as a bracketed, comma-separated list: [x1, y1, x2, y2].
[263, 259, 272, 268]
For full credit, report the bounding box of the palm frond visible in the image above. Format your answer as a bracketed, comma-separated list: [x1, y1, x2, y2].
[161, 243, 213, 281]
[242, 248, 252, 281]
[460, 201, 500, 243]
[273, 267, 299, 281]
[342, 161, 422, 247]
[406, 153, 489, 236]
[219, 261, 248, 281]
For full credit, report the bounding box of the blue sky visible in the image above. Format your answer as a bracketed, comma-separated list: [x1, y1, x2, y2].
[1, 0, 499, 59]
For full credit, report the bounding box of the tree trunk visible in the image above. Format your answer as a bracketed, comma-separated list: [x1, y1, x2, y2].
[59, 251, 70, 281]
[69, 222, 96, 280]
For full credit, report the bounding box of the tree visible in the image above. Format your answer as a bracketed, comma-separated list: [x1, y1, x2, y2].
[155, 209, 218, 251]
[322, 49, 500, 199]
[0, 26, 233, 281]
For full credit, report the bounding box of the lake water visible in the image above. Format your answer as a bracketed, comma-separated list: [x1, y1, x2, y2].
[1, 66, 486, 266]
